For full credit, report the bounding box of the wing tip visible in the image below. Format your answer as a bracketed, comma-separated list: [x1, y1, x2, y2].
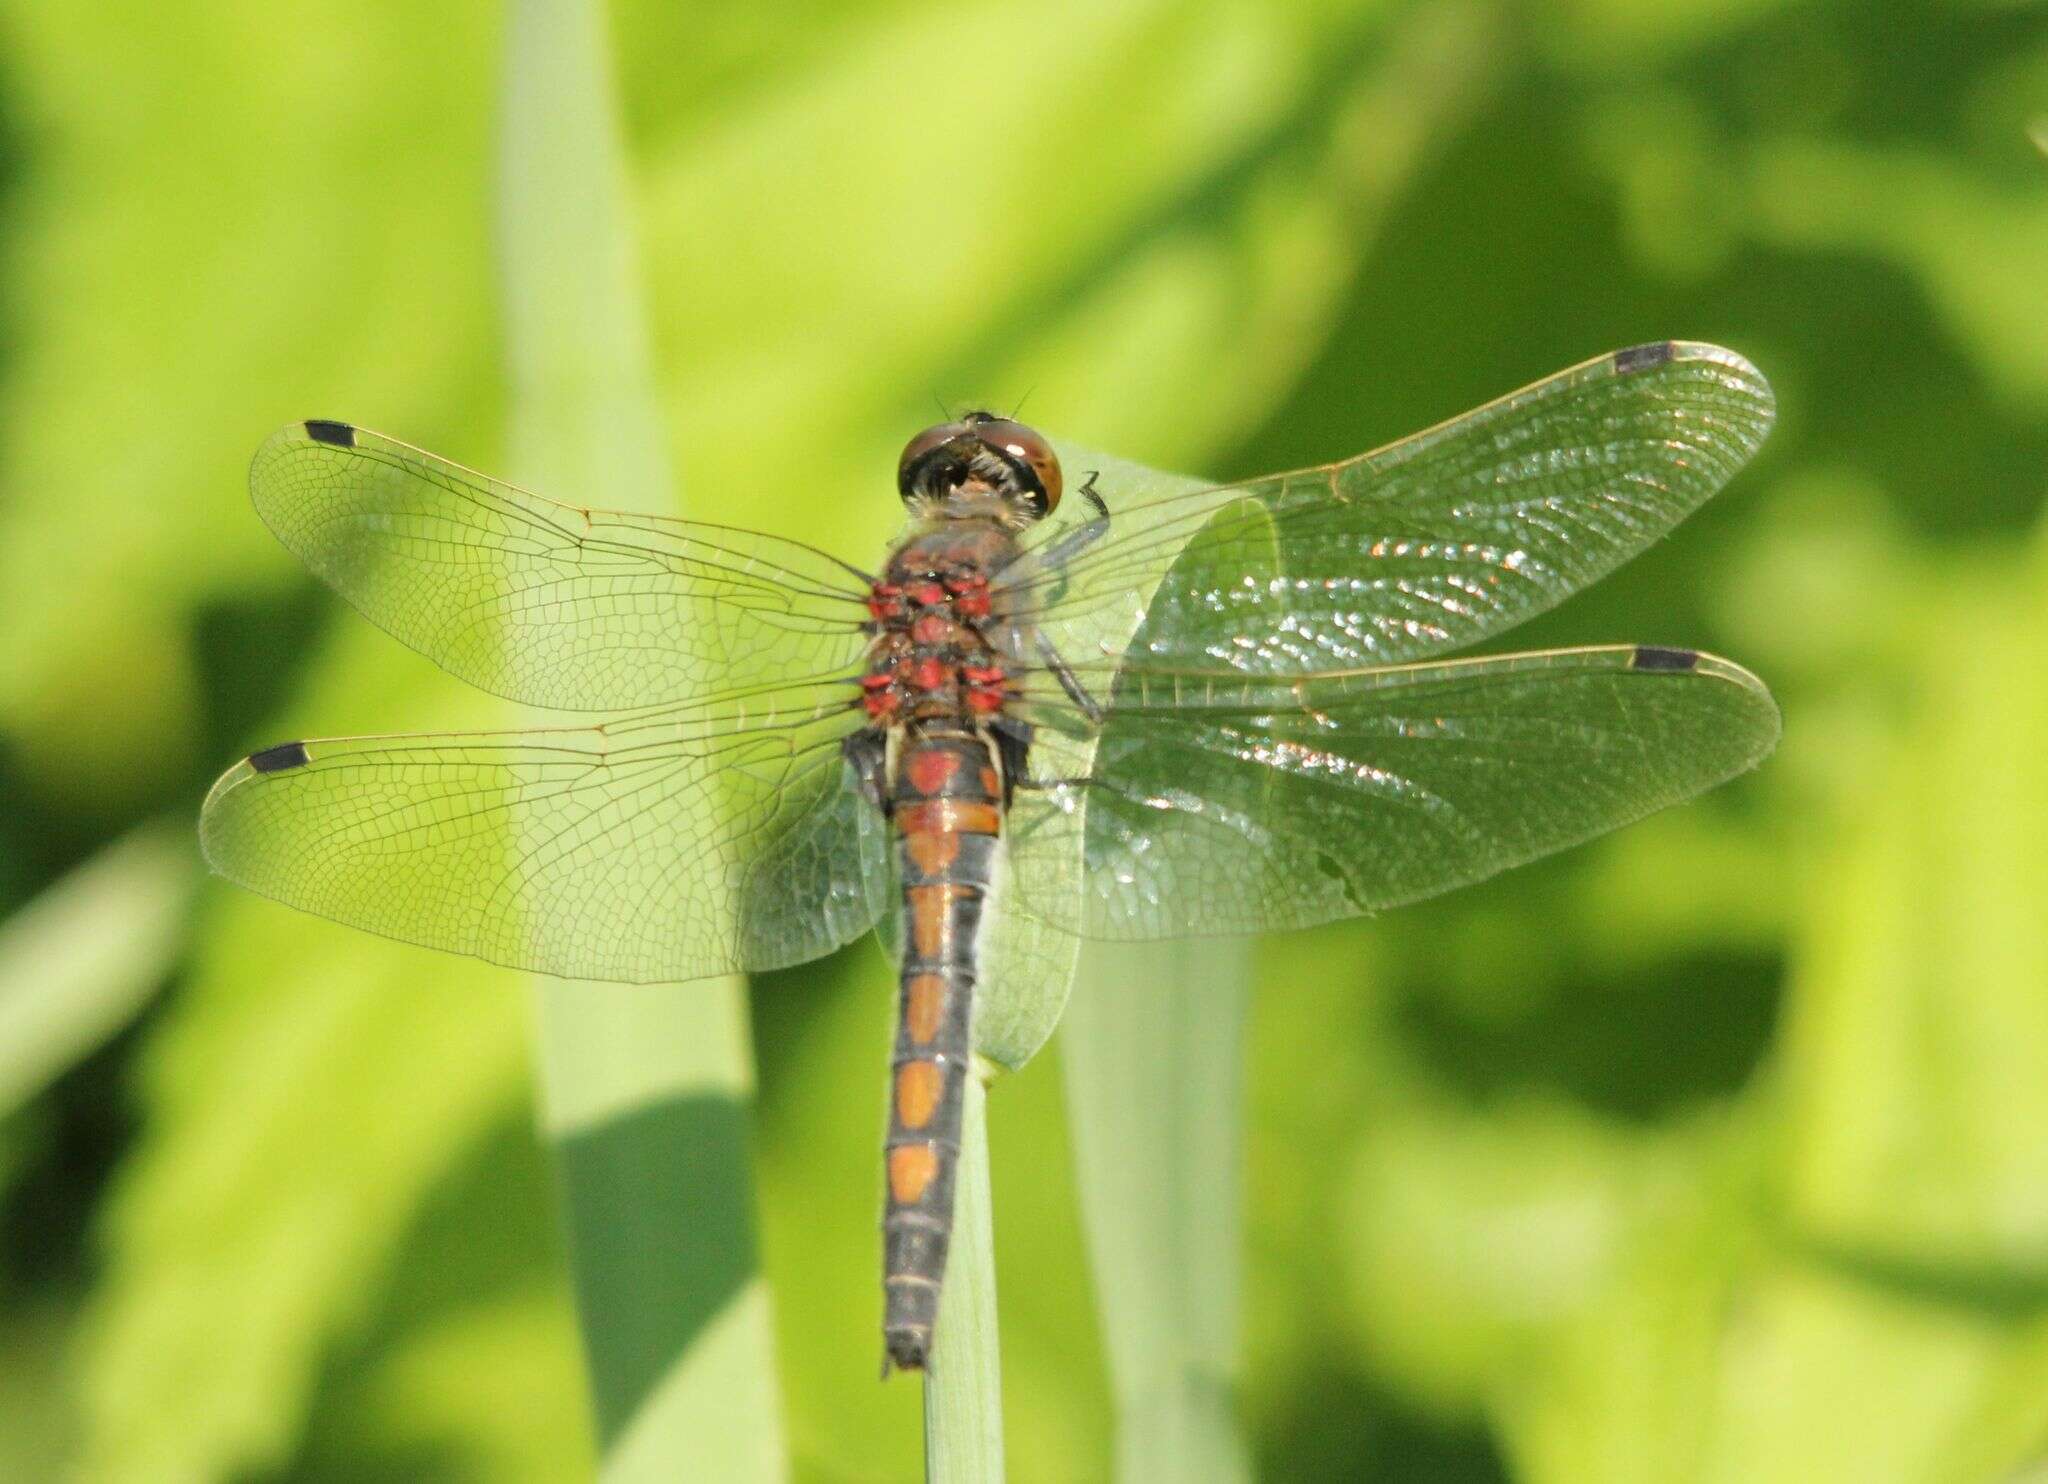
[250, 419, 361, 494]
[1612, 340, 1775, 452]
[1629, 645, 1782, 752]
[1614, 339, 1766, 384]
[1627, 338, 1770, 390]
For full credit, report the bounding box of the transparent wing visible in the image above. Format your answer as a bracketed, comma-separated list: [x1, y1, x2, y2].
[199, 684, 887, 982]
[249, 421, 873, 711]
[1007, 343, 1773, 678]
[1005, 645, 1779, 940]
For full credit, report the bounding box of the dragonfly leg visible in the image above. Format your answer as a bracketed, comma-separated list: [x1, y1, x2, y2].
[1033, 632, 1105, 725]
[842, 730, 892, 818]
[1011, 772, 1099, 796]
[988, 716, 1033, 810]
[1077, 469, 1108, 519]
[1005, 772, 1150, 851]
[1027, 472, 1111, 593]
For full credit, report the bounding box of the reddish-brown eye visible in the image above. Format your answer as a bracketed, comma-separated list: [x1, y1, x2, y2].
[897, 421, 968, 497]
[971, 417, 1063, 515]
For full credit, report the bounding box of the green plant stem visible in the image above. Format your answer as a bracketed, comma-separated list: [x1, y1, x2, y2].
[1062, 939, 1253, 1484]
[498, 1, 784, 1477]
[923, 1068, 1004, 1483]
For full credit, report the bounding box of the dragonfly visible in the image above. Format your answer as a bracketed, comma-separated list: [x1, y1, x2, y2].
[202, 340, 1779, 1372]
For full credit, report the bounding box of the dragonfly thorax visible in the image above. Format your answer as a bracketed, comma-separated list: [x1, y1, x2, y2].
[861, 524, 1019, 725]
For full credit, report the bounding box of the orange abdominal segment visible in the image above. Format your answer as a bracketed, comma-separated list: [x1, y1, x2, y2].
[888, 1144, 940, 1204]
[904, 974, 946, 1044]
[895, 1060, 945, 1129]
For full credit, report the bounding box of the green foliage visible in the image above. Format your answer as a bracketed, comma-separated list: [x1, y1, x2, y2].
[1064, 941, 1255, 1484]
[0, 826, 192, 1119]
[0, 0, 2040, 1480]
[498, 1, 786, 1477]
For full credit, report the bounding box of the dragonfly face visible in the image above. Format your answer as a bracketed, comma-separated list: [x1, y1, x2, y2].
[201, 341, 1782, 1372]
[896, 410, 1064, 524]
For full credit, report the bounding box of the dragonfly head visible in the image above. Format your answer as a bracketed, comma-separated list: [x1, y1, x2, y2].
[896, 412, 1063, 527]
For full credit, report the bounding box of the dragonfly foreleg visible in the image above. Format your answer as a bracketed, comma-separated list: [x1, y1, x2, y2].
[1026, 471, 1111, 587]
[1033, 632, 1105, 726]
[1011, 772, 1099, 798]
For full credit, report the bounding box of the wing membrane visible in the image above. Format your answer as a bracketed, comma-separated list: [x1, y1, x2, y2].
[200, 686, 885, 982]
[1005, 645, 1779, 940]
[1011, 343, 1773, 680]
[249, 422, 873, 710]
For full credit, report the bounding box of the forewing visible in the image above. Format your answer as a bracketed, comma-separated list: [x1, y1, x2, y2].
[1012, 343, 1772, 678]
[1005, 645, 1779, 940]
[250, 421, 872, 710]
[199, 687, 887, 982]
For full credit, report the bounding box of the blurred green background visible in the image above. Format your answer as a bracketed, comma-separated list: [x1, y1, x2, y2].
[0, 0, 2044, 1479]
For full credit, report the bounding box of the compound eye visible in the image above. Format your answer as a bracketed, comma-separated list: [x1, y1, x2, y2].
[971, 417, 1063, 515]
[897, 421, 969, 498]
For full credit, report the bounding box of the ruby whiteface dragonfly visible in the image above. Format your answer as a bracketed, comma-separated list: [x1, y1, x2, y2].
[202, 340, 1779, 1371]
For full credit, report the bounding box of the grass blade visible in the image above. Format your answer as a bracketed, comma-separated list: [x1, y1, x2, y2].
[1063, 939, 1253, 1483]
[0, 823, 193, 1117]
[497, 2, 785, 1476]
[923, 1070, 1004, 1482]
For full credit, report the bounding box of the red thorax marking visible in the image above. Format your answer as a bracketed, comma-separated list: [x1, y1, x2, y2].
[867, 582, 905, 621]
[961, 664, 1006, 714]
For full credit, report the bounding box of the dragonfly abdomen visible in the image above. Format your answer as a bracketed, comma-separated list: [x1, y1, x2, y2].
[882, 727, 1003, 1372]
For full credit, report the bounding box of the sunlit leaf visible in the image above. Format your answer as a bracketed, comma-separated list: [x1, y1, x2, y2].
[1784, 524, 2048, 1284]
[1063, 939, 1253, 1484]
[0, 6, 503, 802]
[0, 825, 193, 1117]
[78, 776, 527, 1477]
[498, 1, 789, 1476]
